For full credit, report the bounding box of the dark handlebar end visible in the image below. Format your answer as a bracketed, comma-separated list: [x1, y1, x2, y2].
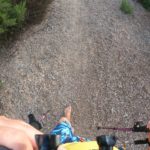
[134, 139, 150, 146]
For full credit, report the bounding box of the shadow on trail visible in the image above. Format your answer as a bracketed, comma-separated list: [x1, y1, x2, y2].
[26, 0, 54, 25]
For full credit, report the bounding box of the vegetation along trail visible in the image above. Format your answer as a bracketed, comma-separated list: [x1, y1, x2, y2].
[0, 0, 150, 149]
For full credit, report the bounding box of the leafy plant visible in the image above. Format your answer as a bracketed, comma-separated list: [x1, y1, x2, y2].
[120, 0, 134, 14]
[14, 1, 27, 24]
[0, 80, 3, 89]
[139, 0, 150, 10]
[0, 0, 27, 34]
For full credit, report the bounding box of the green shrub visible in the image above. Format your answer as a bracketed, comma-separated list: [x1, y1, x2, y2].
[0, 0, 27, 34]
[139, 0, 150, 10]
[0, 80, 3, 88]
[14, 1, 27, 24]
[120, 0, 134, 14]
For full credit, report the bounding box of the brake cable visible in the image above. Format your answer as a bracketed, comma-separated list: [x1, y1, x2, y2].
[97, 121, 150, 146]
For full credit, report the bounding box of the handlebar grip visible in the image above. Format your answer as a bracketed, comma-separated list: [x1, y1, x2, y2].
[35, 134, 60, 150]
[132, 125, 150, 132]
[132, 122, 150, 132]
[134, 139, 150, 146]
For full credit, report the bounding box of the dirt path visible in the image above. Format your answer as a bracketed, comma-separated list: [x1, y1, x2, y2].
[0, 0, 150, 149]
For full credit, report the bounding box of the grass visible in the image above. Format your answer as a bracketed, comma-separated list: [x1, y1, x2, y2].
[0, 0, 52, 43]
[139, 0, 150, 10]
[120, 0, 134, 14]
[0, 80, 3, 89]
[0, 0, 27, 35]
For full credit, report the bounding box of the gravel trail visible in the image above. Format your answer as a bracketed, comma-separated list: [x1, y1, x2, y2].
[0, 0, 150, 149]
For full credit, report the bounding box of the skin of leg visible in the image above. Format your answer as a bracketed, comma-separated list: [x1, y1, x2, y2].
[64, 106, 71, 122]
[0, 126, 34, 150]
[57, 145, 66, 150]
[58, 106, 75, 133]
[0, 116, 43, 150]
[59, 106, 72, 124]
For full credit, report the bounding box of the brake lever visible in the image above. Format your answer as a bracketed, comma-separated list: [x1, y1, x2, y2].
[132, 121, 150, 132]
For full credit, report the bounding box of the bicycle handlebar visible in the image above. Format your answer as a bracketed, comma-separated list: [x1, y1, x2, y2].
[134, 139, 150, 146]
[35, 121, 150, 150]
[132, 122, 150, 132]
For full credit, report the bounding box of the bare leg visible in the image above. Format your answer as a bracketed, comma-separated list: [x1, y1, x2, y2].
[0, 116, 43, 150]
[64, 105, 72, 122]
[59, 106, 72, 123]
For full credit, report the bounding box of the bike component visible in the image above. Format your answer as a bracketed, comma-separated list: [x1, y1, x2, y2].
[0, 146, 11, 150]
[28, 114, 42, 130]
[35, 134, 60, 150]
[97, 126, 133, 132]
[134, 138, 150, 146]
[96, 135, 117, 150]
[132, 121, 150, 132]
[97, 121, 150, 133]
